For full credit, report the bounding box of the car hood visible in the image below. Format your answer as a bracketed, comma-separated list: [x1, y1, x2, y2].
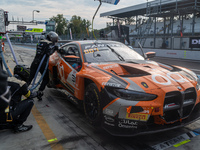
[91, 60, 196, 92]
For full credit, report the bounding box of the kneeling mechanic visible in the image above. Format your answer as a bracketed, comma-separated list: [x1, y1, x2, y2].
[0, 68, 37, 133]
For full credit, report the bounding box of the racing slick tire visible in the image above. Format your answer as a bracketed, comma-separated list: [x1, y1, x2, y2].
[83, 83, 102, 126]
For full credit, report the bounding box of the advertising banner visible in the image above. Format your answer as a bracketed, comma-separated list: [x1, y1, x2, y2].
[0, 9, 5, 34]
[189, 37, 200, 48]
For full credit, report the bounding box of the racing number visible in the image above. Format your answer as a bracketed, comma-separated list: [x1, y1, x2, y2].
[72, 74, 76, 83]
[84, 48, 99, 54]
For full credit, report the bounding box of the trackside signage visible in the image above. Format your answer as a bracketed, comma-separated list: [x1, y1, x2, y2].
[189, 37, 200, 48]
[0, 9, 5, 34]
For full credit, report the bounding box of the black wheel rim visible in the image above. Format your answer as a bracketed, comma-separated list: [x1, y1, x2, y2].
[85, 90, 99, 120]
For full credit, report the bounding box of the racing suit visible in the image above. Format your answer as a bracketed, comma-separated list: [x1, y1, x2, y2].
[0, 77, 34, 132]
[27, 39, 56, 92]
[0, 65, 11, 112]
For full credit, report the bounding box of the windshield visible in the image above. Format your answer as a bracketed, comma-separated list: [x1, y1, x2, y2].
[81, 43, 144, 63]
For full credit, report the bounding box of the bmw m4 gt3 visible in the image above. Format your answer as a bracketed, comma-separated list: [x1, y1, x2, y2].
[48, 40, 200, 136]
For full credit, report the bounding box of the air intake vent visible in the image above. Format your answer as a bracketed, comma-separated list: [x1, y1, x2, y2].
[163, 88, 196, 123]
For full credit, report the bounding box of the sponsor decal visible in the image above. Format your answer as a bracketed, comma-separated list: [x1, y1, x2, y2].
[167, 72, 188, 83]
[151, 73, 188, 85]
[141, 110, 150, 114]
[69, 96, 78, 105]
[164, 103, 176, 109]
[141, 107, 152, 114]
[152, 131, 198, 150]
[152, 74, 171, 85]
[84, 44, 122, 50]
[104, 115, 115, 123]
[103, 64, 118, 70]
[166, 52, 177, 55]
[126, 113, 148, 121]
[104, 121, 115, 127]
[67, 70, 77, 88]
[141, 82, 148, 88]
[84, 48, 99, 54]
[105, 108, 114, 115]
[102, 82, 121, 87]
[118, 119, 138, 129]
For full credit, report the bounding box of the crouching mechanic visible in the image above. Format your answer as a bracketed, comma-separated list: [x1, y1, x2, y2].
[0, 69, 37, 133]
[0, 65, 11, 112]
[27, 31, 58, 100]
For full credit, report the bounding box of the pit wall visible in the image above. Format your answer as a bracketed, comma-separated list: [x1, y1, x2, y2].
[134, 48, 200, 61]
[131, 37, 200, 50]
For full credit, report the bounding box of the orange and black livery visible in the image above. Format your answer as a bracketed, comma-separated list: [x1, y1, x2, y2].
[48, 40, 200, 136]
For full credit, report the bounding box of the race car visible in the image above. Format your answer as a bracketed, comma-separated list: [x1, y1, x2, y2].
[48, 40, 200, 136]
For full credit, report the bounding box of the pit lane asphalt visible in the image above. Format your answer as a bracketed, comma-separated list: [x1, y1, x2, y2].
[0, 44, 200, 150]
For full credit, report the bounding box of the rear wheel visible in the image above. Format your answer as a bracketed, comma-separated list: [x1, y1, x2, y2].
[83, 83, 102, 126]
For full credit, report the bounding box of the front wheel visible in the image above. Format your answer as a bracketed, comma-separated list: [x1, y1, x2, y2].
[83, 83, 102, 126]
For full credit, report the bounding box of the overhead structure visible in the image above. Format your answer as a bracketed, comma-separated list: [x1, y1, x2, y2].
[101, 0, 200, 18]
[100, 0, 200, 49]
[92, 0, 120, 40]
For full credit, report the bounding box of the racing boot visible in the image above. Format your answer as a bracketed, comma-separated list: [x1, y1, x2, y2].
[13, 124, 33, 133]
[37, 90, 44, 101]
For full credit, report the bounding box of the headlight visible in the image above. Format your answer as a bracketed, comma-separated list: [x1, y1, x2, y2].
[113, 89, 157, 101]
[181, 68, 198, 81]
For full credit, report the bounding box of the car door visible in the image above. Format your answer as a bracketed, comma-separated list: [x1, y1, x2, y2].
[57, 44, 81, 94]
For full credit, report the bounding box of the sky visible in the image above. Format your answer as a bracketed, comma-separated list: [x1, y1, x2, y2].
[1, 0, 152, 30]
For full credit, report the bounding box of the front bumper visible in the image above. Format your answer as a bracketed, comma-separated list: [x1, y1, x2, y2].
[102, 103, 200, 137]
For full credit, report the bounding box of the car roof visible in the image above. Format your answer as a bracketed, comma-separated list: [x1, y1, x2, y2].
[60, 40, 123, 48]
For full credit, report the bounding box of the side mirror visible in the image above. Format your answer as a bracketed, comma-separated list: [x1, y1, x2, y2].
[146, 52, 156, 58]
[64, 55, 81, 63]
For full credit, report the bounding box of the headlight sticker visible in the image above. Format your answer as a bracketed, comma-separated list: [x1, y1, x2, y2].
[141, 82, 149, 88]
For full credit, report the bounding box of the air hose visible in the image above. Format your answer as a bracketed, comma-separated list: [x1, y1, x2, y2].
[30, 54, 49, 91]
[0, 44, 12, 77]
[5, 33, 19, 65]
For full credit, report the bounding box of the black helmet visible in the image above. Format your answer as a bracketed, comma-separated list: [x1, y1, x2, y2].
[46, 31, 58, 43]
[14, 65, 30, 82]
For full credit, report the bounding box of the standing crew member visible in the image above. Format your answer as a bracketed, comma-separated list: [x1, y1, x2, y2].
[27, 31, 58, 100]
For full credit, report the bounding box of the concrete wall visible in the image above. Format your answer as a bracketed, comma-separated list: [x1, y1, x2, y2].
[134, 48, 200, 61]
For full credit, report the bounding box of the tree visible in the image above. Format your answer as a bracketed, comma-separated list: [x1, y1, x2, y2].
[68, 15, 91, 39]
[50, 14, 68, 35]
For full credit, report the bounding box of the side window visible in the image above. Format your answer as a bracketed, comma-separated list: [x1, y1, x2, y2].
[67, 46, 80, 57]
[62, 44, 82, 72]
[61, 45, 80, 57]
